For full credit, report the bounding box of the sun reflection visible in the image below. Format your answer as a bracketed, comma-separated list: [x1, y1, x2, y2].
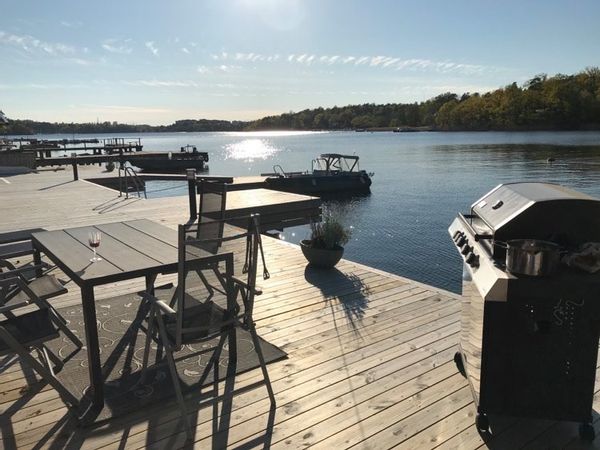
[226, 130, 325, 137]
[224, 139, 280, 160]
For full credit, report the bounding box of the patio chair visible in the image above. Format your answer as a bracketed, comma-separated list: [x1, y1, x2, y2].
[139, 214, 275, 439]
[0, 261, 83, 349]
[0, 277, 80, 411]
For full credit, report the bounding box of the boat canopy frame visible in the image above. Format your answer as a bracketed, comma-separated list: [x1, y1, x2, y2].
[312, 154, 360, 174]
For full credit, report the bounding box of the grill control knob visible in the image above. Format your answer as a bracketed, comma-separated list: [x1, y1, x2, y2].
[461, 245, 472, 255]
[453, 230, 462, 240]
[466, 252, 479, 267]
[456, 236, 466, 246]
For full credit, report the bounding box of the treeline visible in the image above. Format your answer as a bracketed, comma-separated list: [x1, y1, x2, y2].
[2, 118, 248, 135]
[2, 68, 600, 134]
[248, 68, 600, 131]
[156, 119, 248, 132]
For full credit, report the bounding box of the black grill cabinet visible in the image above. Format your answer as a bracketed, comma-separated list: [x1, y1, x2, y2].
[449, 182, 600, 440]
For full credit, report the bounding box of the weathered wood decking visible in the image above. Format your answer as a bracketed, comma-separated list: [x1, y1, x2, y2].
[1, 166, 600, 449]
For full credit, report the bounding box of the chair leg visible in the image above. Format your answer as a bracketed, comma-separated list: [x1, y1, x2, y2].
[247, 323, 276, 407]
[39, 346, 59, 376]
[168, 285, 180, 308]
[212, 267, 228, 292]
[42, 344, 64, 373]
[197, 333, 226, 388]
[140, 307, 156, 384]
[196, 270, 215, 296]
[44, 303, 83, 349]
[155, 313, 193, 440]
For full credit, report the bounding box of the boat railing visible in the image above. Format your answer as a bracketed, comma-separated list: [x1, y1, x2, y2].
[272, 165, 286, 177]
[118, 165, 147, 199]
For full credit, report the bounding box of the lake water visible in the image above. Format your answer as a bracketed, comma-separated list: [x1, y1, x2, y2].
[26, 131, 600, 293]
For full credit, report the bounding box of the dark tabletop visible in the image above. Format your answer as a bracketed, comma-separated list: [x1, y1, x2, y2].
[32, 220, 180, 286]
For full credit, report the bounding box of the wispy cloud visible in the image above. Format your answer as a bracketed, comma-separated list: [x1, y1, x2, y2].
[0, 31, 75, 55]
[66, 57, 97, 66]
[197, 63, 240, 74]
[211, 51, 227, 60]
[145, 41, 158, 56]
[212, 50, 494, 75]
[370, 56, 387, 67]
[101, 38, 133, 54]
[219, 64, 238, 73]
[125, 79, 200, 88]
[181, 47, 190, 54]
[60, 20, 82, 28]
[122, 79, 267, 93]
[0, 82, 87, 90]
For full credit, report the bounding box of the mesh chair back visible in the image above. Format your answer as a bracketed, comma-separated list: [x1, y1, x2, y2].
[196, 180, 227, 249]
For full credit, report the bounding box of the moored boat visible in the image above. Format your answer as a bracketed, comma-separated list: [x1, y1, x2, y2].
[261, 153, 373, 195]
[131, 145, 209, 173]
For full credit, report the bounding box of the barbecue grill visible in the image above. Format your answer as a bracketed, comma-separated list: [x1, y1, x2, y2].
[448, 182, 600, 440]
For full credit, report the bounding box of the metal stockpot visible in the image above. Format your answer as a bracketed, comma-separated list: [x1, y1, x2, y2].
[503, 239, 562, 276]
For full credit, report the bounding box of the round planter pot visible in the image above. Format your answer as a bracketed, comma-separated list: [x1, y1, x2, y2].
[300, 240, 344, 268]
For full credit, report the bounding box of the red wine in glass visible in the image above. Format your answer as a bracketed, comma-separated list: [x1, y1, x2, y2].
[88, 231, 102, 262]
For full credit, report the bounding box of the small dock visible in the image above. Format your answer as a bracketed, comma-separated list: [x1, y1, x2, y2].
[1, 167, 599, 449]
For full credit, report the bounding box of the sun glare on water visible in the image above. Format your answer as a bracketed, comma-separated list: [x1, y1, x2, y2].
[226, 131, 324, 137]
[224, 139, 280, 160]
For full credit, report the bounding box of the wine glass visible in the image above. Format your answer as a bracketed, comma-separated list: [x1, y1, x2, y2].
[88, 231, 102, 262]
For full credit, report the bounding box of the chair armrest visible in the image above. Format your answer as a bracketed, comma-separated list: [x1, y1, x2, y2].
[0, 264, 46, 279]
[0, 301, 32, 314]
[231, 276, 262, 295]
[142, 292, 176, 315]
[0, 259, 17, 271]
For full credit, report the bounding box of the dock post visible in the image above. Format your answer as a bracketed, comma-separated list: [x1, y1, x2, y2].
[187, 169, 197, 220]
[71, 153, 79, 180]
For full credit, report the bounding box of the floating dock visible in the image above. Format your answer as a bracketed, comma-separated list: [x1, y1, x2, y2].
[0, 166, 598, 448]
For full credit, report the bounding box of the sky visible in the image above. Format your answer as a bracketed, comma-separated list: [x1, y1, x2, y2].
[1, 0, 599, 125]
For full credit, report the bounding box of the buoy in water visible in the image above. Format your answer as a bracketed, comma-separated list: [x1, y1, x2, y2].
[547, 157, 556, 163]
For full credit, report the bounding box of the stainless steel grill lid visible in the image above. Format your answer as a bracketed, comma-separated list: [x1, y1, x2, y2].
[469, 182, 600, 255]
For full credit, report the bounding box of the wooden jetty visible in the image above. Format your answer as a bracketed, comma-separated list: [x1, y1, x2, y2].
[15, 137, 143, 158]
[1, 166, 600, 449]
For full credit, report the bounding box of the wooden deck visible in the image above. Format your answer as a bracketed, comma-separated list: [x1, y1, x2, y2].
[1, 166, 600, 449]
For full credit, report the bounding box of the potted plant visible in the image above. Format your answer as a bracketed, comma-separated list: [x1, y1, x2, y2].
[301, 212, 351, 268]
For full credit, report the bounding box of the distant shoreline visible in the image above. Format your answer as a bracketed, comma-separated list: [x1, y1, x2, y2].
[5, 127, 600, 137]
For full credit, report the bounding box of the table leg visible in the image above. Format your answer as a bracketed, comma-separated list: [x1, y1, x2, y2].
[33, 249, 42, 278]
[145, 273, 157, 296]
[79, 284, 104, 421]
[225, 254, 235, 312]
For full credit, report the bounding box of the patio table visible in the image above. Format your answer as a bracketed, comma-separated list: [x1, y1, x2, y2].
[31, 219, 185, 420]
